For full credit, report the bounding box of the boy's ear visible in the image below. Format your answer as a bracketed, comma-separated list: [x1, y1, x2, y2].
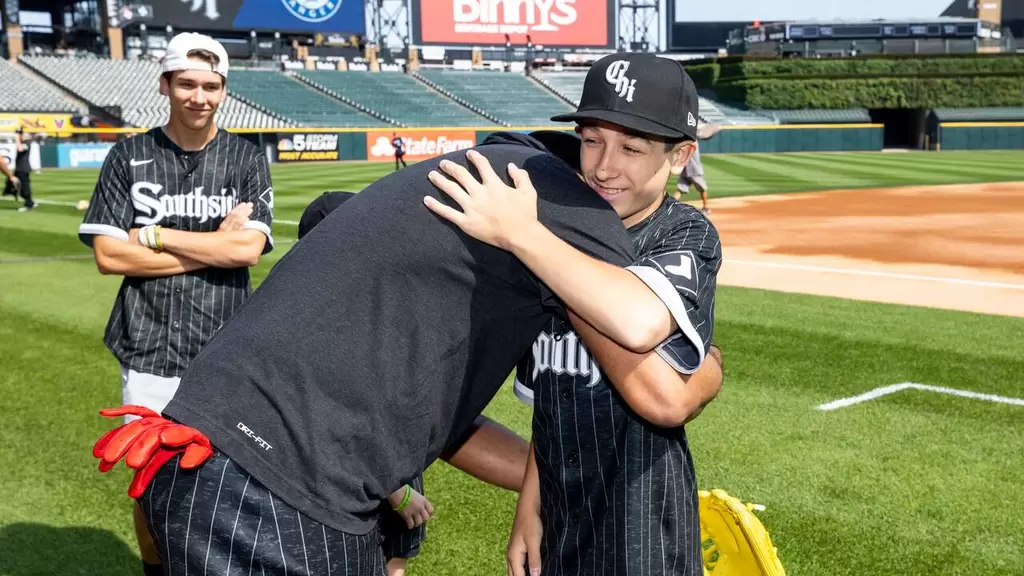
[670, 141, 696, 175]
[159, 74, 170, 97]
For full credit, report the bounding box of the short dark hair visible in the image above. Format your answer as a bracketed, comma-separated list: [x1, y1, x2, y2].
[298, 191, 357, 239]
[187, 48, 221, 69]
[577, 120, 691, 152]
[161, 49, 225, 86]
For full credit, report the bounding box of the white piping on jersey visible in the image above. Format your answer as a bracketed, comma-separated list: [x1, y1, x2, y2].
[626, 265, 705, 374]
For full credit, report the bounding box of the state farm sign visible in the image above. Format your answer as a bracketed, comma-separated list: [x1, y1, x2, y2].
[365, 130, 476, 162]
[417, 0, 611, 47]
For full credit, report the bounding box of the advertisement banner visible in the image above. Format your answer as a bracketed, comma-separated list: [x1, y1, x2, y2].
[57, 143, 114, 168]
[276, 133, 341, 162]
[413, 0, 614, 47]
[147, 0, 366, 34]
[365, 130, 476, 162]
[671, 0, 957, 22]
[0, 113, 74, 133]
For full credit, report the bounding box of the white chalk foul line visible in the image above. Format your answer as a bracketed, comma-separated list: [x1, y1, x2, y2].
[728, 259, 1024, 291]
[816, 382, 1024, 411]
[1, 196, 80, 208]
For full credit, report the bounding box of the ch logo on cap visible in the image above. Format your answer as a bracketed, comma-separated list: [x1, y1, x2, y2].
[605, 60, 637, 103]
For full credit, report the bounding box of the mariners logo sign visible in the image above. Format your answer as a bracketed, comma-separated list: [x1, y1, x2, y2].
[282, 0, 342, 23]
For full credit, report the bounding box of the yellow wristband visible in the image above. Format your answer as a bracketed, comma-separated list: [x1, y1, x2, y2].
[153, 225, 163, 252]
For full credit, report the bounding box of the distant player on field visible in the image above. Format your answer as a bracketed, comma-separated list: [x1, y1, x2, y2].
[673, 122, 721, 213]
[392, 132, 407, 171]
[9, 127, 36, 212]
[0, 150, 21, 202]
[78, 32, 274, 576]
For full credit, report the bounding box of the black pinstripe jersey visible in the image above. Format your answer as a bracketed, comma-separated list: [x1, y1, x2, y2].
[78, 127, 274, 378]
[514, 197, 721, 576]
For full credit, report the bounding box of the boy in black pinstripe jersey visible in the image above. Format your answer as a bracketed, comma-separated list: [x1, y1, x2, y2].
[424, 53, 723, 576]
[80, 33, 273, 576]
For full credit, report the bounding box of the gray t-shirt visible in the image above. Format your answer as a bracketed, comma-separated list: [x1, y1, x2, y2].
[163, 132, 636, 535]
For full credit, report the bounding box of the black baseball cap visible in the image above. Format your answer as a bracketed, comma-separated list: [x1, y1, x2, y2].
[551, 53, 700, 141]
[298, 190, 357, 239]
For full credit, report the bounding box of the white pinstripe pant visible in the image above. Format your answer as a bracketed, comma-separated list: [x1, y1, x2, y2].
[142, 452, 387, 576]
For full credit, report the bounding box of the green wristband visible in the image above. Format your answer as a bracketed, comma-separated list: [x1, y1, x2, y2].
[394, 484, 412, 512]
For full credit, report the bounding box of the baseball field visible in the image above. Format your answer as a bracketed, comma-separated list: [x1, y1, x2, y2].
[1, 149, 1022, 576]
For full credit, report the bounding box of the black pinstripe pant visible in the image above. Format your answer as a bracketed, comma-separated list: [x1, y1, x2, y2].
[142, 452, 387, 575]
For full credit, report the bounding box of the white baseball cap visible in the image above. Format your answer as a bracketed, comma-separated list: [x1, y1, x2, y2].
[161, 32, 230, 78]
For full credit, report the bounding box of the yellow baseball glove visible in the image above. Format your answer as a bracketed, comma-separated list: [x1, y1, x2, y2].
[700, 489, 786, 576]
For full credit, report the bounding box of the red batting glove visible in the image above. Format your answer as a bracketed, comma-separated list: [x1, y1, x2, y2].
[93, 405, 214, 498]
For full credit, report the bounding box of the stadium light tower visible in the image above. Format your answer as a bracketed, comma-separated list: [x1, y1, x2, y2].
[367, 0, 410, 51]
[619, 0, 660, 52]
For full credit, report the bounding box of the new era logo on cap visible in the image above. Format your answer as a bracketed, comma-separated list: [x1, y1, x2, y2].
[551, 53, 700, 141]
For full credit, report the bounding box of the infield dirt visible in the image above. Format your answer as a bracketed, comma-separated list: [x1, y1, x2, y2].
[707, 182, 1024, 318]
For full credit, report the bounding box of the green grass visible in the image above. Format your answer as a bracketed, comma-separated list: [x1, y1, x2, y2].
[2, 151, 1023, 575]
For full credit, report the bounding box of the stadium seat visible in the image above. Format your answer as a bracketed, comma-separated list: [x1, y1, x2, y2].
[19, 55, 292, 129]
[227, 69, 391, 128]
[415, 70, 576, 126]
[697, 98, 777, 126]
[762, 109, 873, 124]
[532, 71, 587, 106]
[296, 70, 498, 127]
[534, 70, 778, 127]
[0, 58, 81, 114]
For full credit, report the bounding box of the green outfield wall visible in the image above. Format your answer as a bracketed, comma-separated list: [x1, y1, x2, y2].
[936, 122, 1024, 150]
[261, 123, 887, 165]
[697, 124, 883, 153]
[12, 123, 935, 169]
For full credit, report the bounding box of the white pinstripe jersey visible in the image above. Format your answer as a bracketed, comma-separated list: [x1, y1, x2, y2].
[514, 197, 721, 576]
[78, 128, 274, 378]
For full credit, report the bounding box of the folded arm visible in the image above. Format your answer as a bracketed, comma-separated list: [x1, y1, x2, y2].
[509, 222, 673, 352]
[424, 152, 672, 353]
[92, 234, 206, 277]
[570, 310, 724, 428]
[157, 228, 267, 269]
